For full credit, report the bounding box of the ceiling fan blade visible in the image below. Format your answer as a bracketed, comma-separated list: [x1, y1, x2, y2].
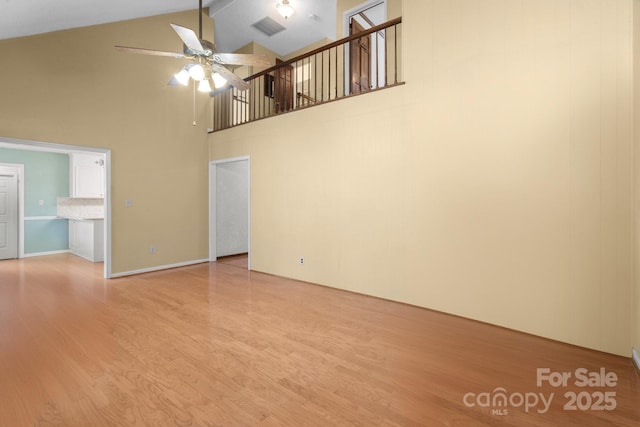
[115, 46, 186, 58]
[170, 23, 205, 53]
[213, 53, 271, 67]
[212, 64, 250, 91]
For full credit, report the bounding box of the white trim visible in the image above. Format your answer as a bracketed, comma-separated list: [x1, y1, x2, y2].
[24, 216, 61, 221]
[343, 0, 387, 37]
[0, 162, 25, 258]
[110, 259, 210, 278]
[633, 348, 640, 373]
[209, 156, 251, 270]
[0, 138, 107, 155]
[208, 159, 221, 262]
[22, 249, 70, 258]
[104, 150, 112, 278]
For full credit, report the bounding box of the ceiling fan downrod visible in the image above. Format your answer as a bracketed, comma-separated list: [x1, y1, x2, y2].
[199, 0, 203, 40]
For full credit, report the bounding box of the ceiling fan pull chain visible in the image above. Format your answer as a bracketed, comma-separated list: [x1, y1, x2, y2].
[193, 80, 197, 126]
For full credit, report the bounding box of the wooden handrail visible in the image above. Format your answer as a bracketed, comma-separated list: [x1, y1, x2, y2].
[248, 17, 402, 80]
[209, 16, 403, 132]
[358, 12, 385, 39]
[297, 92, 317, 103]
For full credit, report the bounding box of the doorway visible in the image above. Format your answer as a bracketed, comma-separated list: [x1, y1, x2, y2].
[209, 157, 250, 269]
[0, 138, 112, 278]
[0, 165, 20, 260]
[344, 0, 387, 95]
[350, 19, 371, 94]
[274, 58, 294, 113]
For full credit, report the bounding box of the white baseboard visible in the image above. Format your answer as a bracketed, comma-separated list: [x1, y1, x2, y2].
[633, 348, 640, 373]
[110, 259, 209, 278]
[22, 249, 71, 258]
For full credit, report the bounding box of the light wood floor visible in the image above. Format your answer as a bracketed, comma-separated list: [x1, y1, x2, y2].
[1, 254, 638, 426]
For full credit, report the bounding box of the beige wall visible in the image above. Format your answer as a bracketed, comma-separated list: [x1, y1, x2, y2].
[210, 0, 636, 357]
[234, 41, 279, 75]
[634, 0, 640, 360]
[284, 38, 335, 61]
[0, 11, 213, 274]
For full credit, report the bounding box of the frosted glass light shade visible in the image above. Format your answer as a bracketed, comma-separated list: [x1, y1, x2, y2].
[212, 72, 227, 88]
[198, 79, 212, 93]
[173, 68, 190, 86]
[278, 0, 294, 19]
[189, 64, 205, 81]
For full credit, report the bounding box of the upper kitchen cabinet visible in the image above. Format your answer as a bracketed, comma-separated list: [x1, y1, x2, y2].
[71, 153, 104, 198]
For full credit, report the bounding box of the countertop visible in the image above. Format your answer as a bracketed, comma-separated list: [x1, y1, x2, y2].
[57, 216, 104, 221]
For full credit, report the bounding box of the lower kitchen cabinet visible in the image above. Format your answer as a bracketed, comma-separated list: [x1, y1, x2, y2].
[69, 219, 104, 262]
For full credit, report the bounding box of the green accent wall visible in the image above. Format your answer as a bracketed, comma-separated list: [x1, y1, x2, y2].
[24, 219, 69, 253]
[0, 147, 70, 254]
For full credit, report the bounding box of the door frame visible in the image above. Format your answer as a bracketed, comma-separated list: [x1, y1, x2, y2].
[0, 163, 24, 258]
[343, 0, 387, 96]
[0, 137, 112, 278]
[209, 156, 251, 269]
[349, 19, 371, 94]
[274, 58, 294, 113]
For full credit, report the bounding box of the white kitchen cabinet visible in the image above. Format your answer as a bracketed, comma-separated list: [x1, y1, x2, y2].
[71, 153, 105, 198]
[69, 219, 104, 262]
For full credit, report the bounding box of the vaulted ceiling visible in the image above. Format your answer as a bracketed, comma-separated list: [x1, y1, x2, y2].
[0, 0, 337, 56]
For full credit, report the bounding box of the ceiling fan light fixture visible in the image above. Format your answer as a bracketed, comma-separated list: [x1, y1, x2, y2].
[277, 0, 294, 19]
[189, 63, 205, 81]
[198, 78, 212, 92]
[173, 67, 191, 86]
[212, 72, 228, 88]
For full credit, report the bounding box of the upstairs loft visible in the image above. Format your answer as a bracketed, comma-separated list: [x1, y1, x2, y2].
[209, 17, 403, 132]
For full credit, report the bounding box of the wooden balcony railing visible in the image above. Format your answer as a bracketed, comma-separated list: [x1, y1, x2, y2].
[209, 17, 402, 132]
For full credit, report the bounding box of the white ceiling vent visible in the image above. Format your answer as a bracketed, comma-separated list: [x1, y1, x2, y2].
[251, 17, 286, 37]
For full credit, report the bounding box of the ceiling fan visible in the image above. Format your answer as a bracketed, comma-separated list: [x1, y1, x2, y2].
[114, 0, 270, 92]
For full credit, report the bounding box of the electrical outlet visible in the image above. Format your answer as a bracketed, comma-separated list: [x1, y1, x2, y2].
[299, 256, 304, 265]
[38, 199, 44, 206]
[150, 246, 156, 254]
[125, 199, 133, 208]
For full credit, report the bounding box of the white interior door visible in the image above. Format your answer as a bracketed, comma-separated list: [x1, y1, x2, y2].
[215, 160, 249, 257]
[0, 169, 19, 260]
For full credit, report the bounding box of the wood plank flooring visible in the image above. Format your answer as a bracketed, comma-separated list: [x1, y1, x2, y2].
[0, 253, 638, 426]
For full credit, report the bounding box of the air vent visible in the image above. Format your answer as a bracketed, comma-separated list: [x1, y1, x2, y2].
[251, 17, 286, 37]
